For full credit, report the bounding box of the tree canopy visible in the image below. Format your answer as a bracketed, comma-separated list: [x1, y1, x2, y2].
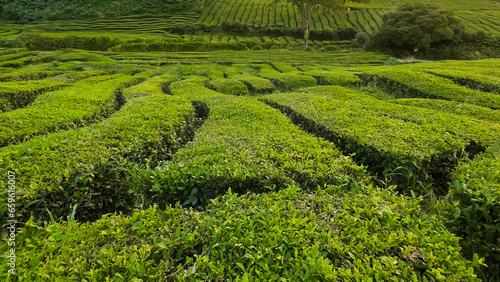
[370, 3, 463, 52]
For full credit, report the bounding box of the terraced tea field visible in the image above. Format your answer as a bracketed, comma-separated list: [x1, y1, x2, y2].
[197, 0, 387, 33]
[0, 48, 499, 280]
[197, 0, 500, 34]
[1, 0, 498, 51]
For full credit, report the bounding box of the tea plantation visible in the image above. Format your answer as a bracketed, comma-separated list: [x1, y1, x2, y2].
[0, 47, 498, 281]
[0, 0, 500, 280]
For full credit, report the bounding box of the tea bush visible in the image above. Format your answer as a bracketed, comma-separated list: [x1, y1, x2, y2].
[358, 69, 500, 109]
[261, 86, 500, 192]
[440, 141, 500, 279]
[21, 34, 121, 51]
[206, 78, 249, 96]
[0, 92, 195, 222]
[424, 69, 500, 94]
[0, 79, 67, 109]
[0, 185, 480, 280]
[392, 98, 500, 123]
[0, 73, 148, 147]
[304, 70, 361, 86]
[130, 78, 369, 208]
[256, 64, 316, 91]
[122, 74, 178, 99]
[234, 75, 275, 94]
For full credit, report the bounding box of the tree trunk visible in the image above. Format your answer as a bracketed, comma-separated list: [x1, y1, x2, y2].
[303, 4, 312, 49]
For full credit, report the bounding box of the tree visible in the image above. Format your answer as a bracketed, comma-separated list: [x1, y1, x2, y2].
[370, 3, 463, 53]
[272, 0, 370, 49]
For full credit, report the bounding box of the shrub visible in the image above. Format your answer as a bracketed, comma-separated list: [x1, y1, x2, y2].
[324, 45, 341, 51]
[0, 80, 67, 109]
[391, 99, 500, 123]
[1, 0, 199, 22]
[112, 40, 248, 52]
[235, 75, 275, 94]
[0, 98, 11, 112]
[305, 70, 361, 86]
[424, 69, 500, 94]
[0, 185, 480, 280]
[206, 78, 249, 96]
[291, 27, 305, 38]
[358, 69, 500, 109]
[257, 64, 316, 91]
[220, 21, 231, 31]
[131, 78, 369, 208]
[21, 34, 121, 51]
[0, 92, 195, 222]
[169, 25, 196, 35]
[262, 26, 285, 37]
[122, 74, 178, 99]
[370, 3, 464, 52]
[337, 27, 357, 40]
[309, 29, 335, 41]
[0, 73, 149, 147]
[260, 86, 500, 192]
[383, 57, 399, 66]
[0, 52, 55, 68]
[440, 141, 500, 279]
[251, 44, 263, 51]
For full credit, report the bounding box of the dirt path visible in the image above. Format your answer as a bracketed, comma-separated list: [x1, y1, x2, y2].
[396, 57, 433, 63]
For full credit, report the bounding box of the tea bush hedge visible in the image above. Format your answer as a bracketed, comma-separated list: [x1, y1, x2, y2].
[0, 80, 67, 109]
[0, 73, 149, 147]
[0, 51, 35, 62]
[206, 78, 249, 96]
[440, 141, 500, 278]
[305, 70, 361, 86]
[0, 93, 195, 222]
[111, 40, 248, 52]
[257, 64, 317, 91]
[0, 186, 480, 281]
[0, 52, 55, 68]
[234, 75, 275, 94]
[22, 34, 122, 51]
[122, 74, 178, 99]
[392, 98, 500, 123]
[299, 86, 500, 147]
[358, 69, 500, 109]
[261, 86, 500, 192]
[424, 69, 500, 94]
[130, 78, 369, 208]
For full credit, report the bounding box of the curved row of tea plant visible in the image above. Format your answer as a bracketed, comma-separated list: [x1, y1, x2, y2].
[358, 69, 500, 109]
[440, 141, 500, 279]
[0, 185, 481, 281]
[129, 77, 370, 209]
[0, 76, 196, 223]
[0, 73, 149, 147]
[260, 86, 500, 192]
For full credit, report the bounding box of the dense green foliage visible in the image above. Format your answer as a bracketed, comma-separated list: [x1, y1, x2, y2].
[0, 49, 499, 280]
[1, 0, 201, 23]
[206, 78, 249, 95]
[0, 73, 147, 147]
[260, 86, 500, 192]
[0, 84, 195, 222]
[359, 68, 500, 109]
[391, 99, 500, 123]
[130, 77, 369, 208]
[440, 142, 500, 279]
[1, 185, 482, 280]
[234, 75, 276, 94]
[0, 80, 67, 110]
[370, 3, 463, 51]
[256, 64, 317, 90]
